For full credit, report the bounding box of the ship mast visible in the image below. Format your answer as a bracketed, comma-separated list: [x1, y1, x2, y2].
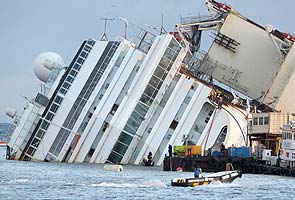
[100, 17, 113, 41]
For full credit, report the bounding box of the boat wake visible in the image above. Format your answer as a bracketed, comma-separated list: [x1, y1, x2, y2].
[142, 179, 167, 187]
[7, 179, 32, 184]
[91, 179, 166, 188]
[203, 181, 241, 188]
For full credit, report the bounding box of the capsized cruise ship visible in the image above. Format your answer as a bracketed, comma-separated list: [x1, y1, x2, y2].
[6, 0, 295, 165]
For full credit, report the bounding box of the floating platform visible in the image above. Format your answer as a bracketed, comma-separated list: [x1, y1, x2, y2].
[103, 164, 123, 172]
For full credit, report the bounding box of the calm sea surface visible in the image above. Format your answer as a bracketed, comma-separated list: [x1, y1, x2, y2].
[0, 156, 295, 200]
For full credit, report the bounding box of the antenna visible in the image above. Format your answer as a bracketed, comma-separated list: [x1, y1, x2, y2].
[100, 18, 113, 41]
[20, 95, 31, 103]
[160, 13, 167, 35]
[117, 17, 128, 39]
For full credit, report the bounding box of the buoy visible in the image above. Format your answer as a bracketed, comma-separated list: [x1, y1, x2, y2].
[103, 164, 123, 172]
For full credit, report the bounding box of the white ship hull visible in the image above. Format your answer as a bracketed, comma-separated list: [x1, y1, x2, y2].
[7, 33, 248, 165]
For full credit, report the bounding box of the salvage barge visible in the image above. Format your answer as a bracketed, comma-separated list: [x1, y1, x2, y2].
[163, 156, 295, 177]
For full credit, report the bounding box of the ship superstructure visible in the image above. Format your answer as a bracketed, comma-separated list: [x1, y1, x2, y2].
[6, 0, 295, 165]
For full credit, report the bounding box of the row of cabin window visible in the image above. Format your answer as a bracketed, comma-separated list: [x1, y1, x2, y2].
[253, 117, 269, 126]
[282, 132, 295, 140]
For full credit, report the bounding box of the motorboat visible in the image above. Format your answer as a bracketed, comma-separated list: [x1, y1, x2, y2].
[171, 170, 242, 187]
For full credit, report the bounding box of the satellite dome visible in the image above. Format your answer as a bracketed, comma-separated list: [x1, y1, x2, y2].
[33, 52, 64, 82]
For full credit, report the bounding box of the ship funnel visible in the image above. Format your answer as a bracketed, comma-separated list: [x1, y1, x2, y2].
[5, 108, 17, 118]
[33, 52, 64, 83]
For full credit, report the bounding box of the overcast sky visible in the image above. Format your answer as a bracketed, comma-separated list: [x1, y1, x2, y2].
[1, 0, 294, 123]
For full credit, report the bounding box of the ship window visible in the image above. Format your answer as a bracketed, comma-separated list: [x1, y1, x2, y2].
[84, 45, 92, 52]
[169, 38, 181, 53]
[45, 112, 54, 121]
[126, 118, 140, 131]
[134, 103, 148, 117]
[54, 95, 63, 104]
[73, 63, 81, 71]
[149, 75, 161, 89]
[169, 120, 179, 130]
[118, 132, 133, 145]
[163, 47, 175, 61]
[70, 70, 78, 77]
[112, 142, 128, 156]
[87, 40, 95, 46]
[66, 76, 74, 83]
[50, 103, 58, 113]
[80, 51, 88, 59]
[36, 129, 45, 139]
[109, 104, 119, 115]
[133, 109, 145, 121]
[159, 57, 171, 70]
[31, 138, 40, 148]
[27, 146, 36, 156]
[87, 148, 95, 157]
[143, 85, 154, 99]
[77, 57, 85, 65]
[108, 152, 123, 164]
[253, 117, 258, 125]
[264, 117, 269, 125]
[154, 66, 166, 79]
[41, 121, 49, 130]
[123, 123, 137, 135]
[259, 117, 263, 125]
[59, 88, 67, 95]
[130, 111, 145, 123]
[62, 82, 71, 89]
[140, 94, 153, 106]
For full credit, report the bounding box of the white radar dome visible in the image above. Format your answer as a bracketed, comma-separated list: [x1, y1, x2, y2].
[33, 52, 64, 83]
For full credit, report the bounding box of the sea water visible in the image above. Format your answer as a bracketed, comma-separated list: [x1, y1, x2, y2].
[0, 159, 294, 200]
